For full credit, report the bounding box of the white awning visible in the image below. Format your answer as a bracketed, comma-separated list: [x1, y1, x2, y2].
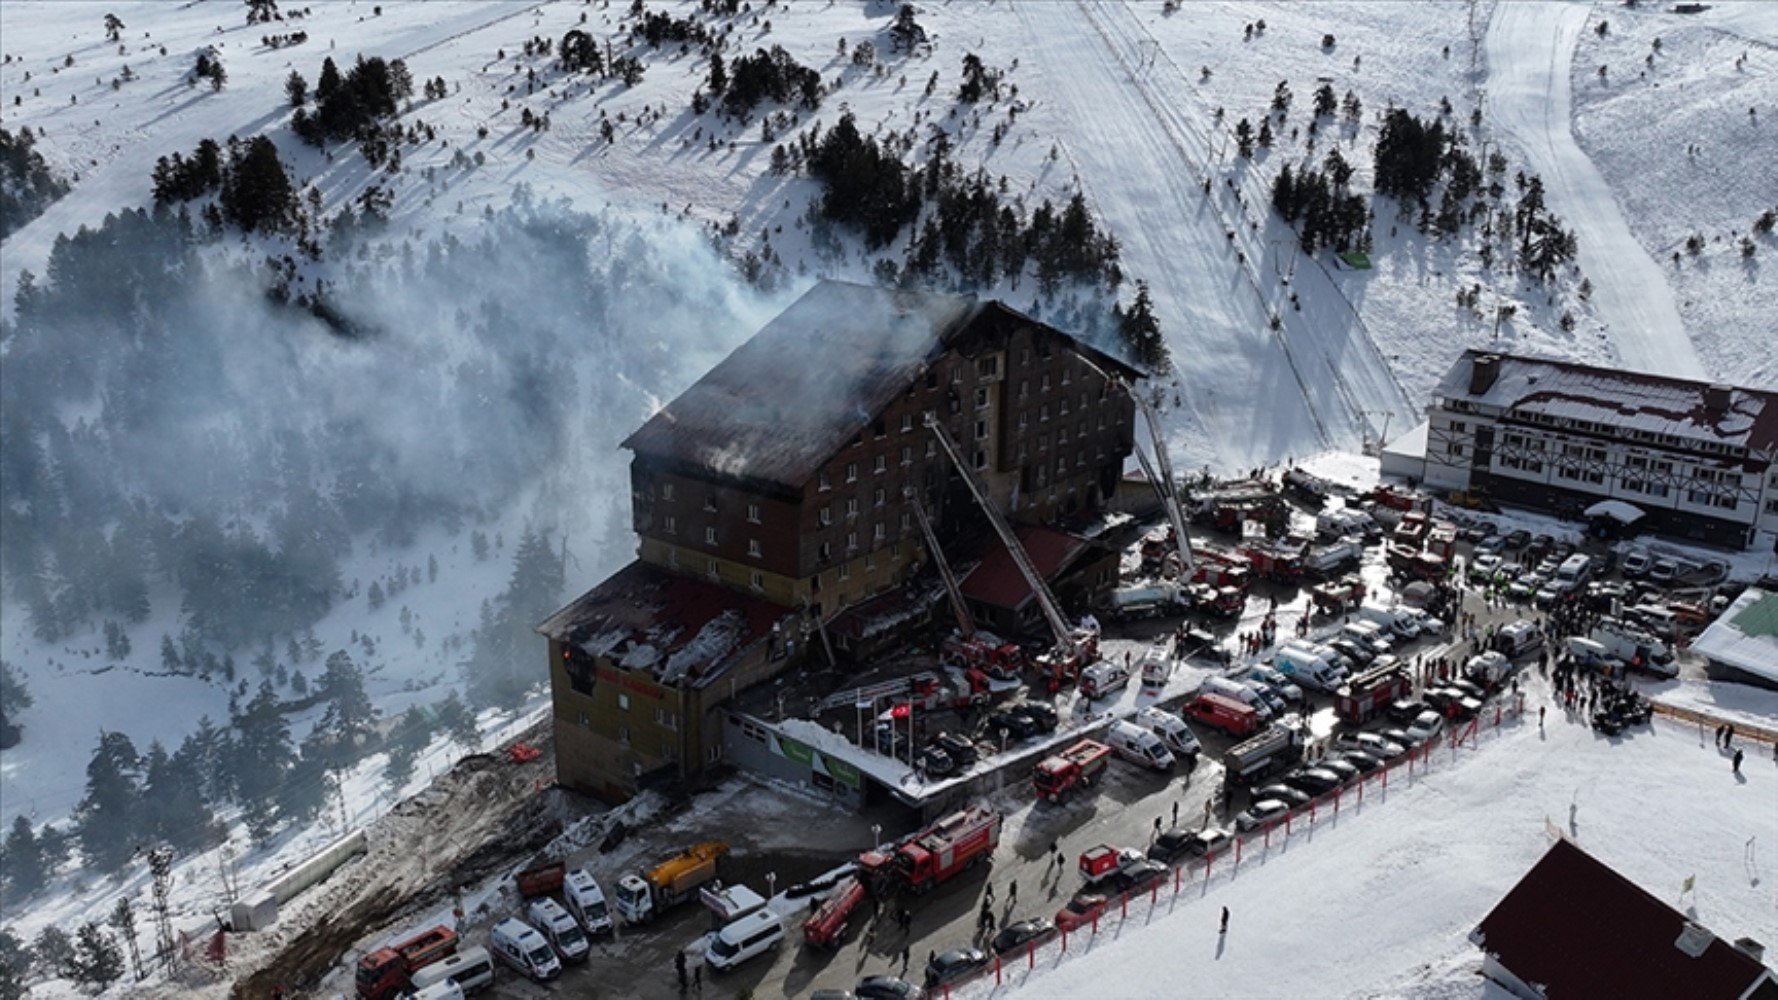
[1583, 499, 1646, 524]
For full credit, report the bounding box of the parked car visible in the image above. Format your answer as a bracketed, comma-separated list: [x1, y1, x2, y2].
[1185, 827, 1233, 857]
[932, 732, 979, 769]
[1106, 859, 1170, 895]
[1380, 727, 1414, 749]
[1147, 828, 1198, 865]
[1244, 666, 1303, 703]
[1503, 529, 1531, 550]
[915, 745, 955, 776]
[1055, 892, 1110, 932]
[987, 709, 1040, 740]
[1336, 731, 1405, 759]
[1011, 702, 1059, 733]
[1329, 638, 1376, 668]
[1461, 521, 1498, 543]
[1475, 533, 1507, 554]
[925, 948, 989, 988]
[1621, 549, 1653, 577]
[1316, 757, 1360, 783]
[1648, 559, 1681, 585]
[1252, 783, 1311, 808]
[1448, 679, 1487, 701]
[854, 976, 926, 1000]
[1338, 750, 1382, 774]
[991, 918, 1056, 957]
[1283, 768, 1342, 796]
[1404, 711, 1446, 745]
[1235, 799, 1291, 832]
[1468, 553, 1503, 583]
[1386, 699, 1428, 725]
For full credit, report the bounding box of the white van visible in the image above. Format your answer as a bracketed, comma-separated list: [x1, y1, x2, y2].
[1106, 719, 1176, 771]
[1340, 619, 1394, 654]
[489, 918, 561, 983]
[1201, 676, 1273, 721]
[705, 910, 784, 973]
[1497, 619, 1544, 658]
[1357, 603, 1419, 640]
[1133, 706, 1201, 761]
[1273, 644, 1350, 692]
[1565, 637, 1623, 672]
[562, 868, 613, 937]
[1553, 554, 1592, 592]
[1079, 661, 1130, 700]
[525, 897, 590, 964]
[406, 981, 464, 1000]
[408, 946, 494, 994]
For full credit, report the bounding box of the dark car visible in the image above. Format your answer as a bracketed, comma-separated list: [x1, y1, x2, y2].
[1317, 757, 1360, 783]
[855, 976, 925, 1000]
[1387, 698, 1428, 724]
[1012, 701, 1059, 733]
[1448, 679, 1487, 701]
[1552, 540, 1576, 562]
[1147, 828, 1197, 864]
[987, 709, 1039, 740]
[1283, 767, 1342, 796]
[1107, 859, 1170, 895]
[1329, 638, 1376, 668]
[1503, 529, 1531, 550]
[933, 732, 979, 768]
[1252, 783, 1312, 808]
[915, 745, 955, 777]
[1338, 750, 1382, 774]
[991, 918, 1056, 956]
[925, 948, 990, 988]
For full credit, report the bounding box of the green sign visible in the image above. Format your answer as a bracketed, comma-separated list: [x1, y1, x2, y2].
[776, 734, 814, 767]
[820, 753, 862, 790]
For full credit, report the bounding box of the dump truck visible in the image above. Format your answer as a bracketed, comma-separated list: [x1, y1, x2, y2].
[614, 841, 729, 925]
[858, 805, 1002, 895]
[516, 861, 566, 898]
[1303, 540, 1364, 577]
[1222, 717, 1310, 784]
[1032, 739, 1112, 803]
[355, 924, 458, 1000]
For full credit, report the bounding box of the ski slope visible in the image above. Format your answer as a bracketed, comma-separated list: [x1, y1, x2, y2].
[1483, 1, 1706, 379]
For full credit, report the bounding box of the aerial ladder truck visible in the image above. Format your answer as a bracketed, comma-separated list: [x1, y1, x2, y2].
[923, 415, 1098, 693]
[907, 491, 1024, 684]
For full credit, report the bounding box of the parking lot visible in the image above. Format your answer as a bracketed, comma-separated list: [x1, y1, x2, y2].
[466, 485, 1745, 999]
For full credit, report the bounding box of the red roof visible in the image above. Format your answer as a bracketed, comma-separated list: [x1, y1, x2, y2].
[536, 561, 796, 688]
[960, 526, 1090, 611]
[1472, 839, 1774, 1000]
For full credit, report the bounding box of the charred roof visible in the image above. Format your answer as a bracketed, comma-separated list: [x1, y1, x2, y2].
[623, 280, 1142, 489]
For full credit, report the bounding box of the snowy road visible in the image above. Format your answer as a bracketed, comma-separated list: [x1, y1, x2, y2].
[1483, 1, 1707, 378]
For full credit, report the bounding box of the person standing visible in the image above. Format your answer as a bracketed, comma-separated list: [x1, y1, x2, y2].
[1219, 906, 1230, 934]
[1733, 748, 1744, 774]
[675, 950, 688, 990]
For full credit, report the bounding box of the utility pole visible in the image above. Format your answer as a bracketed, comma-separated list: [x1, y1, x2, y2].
[148, 846, 177, 971]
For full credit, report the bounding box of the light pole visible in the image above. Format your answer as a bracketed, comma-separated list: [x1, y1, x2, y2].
[767, 871, 777, 900]
[871, 824, 882, 854]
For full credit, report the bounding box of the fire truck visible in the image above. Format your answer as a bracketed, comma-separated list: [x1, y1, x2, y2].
[1032, 739, 1112, 803]
[858, 805, 1003, 895]
[1237, 537, 1305, 583]
[1333, 665, 1413, 725]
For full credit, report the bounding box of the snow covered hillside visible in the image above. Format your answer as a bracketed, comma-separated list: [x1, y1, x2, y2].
[2, 0, 1775, 981]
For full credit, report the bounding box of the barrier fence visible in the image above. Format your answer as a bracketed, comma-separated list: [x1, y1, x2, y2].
[1649, 700, 1778, 747]
[930, 695, 1528, 999]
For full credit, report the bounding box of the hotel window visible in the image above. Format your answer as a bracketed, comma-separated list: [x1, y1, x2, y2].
[977, 356, 999, 379]
[746, 503, 760, 523]
[1019, 412, 1029, 430]
[660, 483, 675, 501]
[704, 526, 717, 545]
[819, 471, 832, 491]
[874, 454, 887, 474]
[704, 494, 717, 512]
[976, 419, 989, 440]
[663, 515, 677, 535]
[1041, 373, 1052, 391]
[846, 462, 858, 483]
[1040, 404, 1051, 423]
[975, 450, 988, 470]
[874, 487, 886, 507]
[617, 726, 630, 747]
[617, 693, 630, 711]
[901, 445, 913, 466]
[707, 559, 719, 580]
[1077, 449, 1087, 468]
[1018, 380, 1029, 400]
[846, 498, 859, 518]
[926, 439, 938, 458]
[819, 541, 831, 562]
[865, 553, 877, 571]
[750, 570, 764, 591]
[975, 387, 990, 409]
[838, 563, 851, 581]
[655, 709, 678, 731]
[874, 523, 886, 543]
[900, 511, 912, 531]
[667, 550, 679, 569]
[747, 539, 761, 558]
[819, 505, 833, 526]
[847, 531, 859, 551]
[901, 414, 914, 432]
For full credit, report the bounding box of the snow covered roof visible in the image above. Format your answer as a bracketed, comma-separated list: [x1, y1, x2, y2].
[1584, 499, 1647, 524]
[536, 561, 797, 688]
[1689, 587, 1778, 684]
[622, 280, 1139, 489]
[1472, 838, 1773, 1000]
[1435, 350, 1778, 454]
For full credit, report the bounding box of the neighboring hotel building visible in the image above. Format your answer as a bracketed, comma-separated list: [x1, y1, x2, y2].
[540, 281, 1140, 801]
[1420, 351, 1778, 551]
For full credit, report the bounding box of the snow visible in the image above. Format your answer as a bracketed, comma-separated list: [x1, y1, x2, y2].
[1645, 674, 1778, 735]
[1484, 2, 1705, 380]
[964, 675, 1777, 999]
[1584, 498, 1647, 524]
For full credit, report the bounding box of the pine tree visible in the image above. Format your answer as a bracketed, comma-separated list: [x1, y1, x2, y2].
[286, 70, 307, 107]
[108, 897, 142, 982]
[890, 4, 927, 53]
[1257, 118, 1274, 148]
[230, 682, 293, 841]
[381, 705, 431, 793]
[707, 52, 727, 94]
[1235, 118, 1254, 158]
[75, 731, 143, 873]
[103, 13, 126, 42]
[0, 661, 31, 749]
[367, 580, 385, 610]
[142, 740, 223, 854]
[1116, 280, 1168, 371]
[1, 815, 48, 898]
[319, 650, 375, 754]
[69, 923, 122, 990]
[32, 926, 73, 980]
[436, 690, 478, 749]
[427, 554, 439, 583]
[275, 732, 335, 828]
[316, 56, 341, 103]
[0, 927, 30, 1000]
[218, 135, 294, 233]
[160, 634, 182, 672]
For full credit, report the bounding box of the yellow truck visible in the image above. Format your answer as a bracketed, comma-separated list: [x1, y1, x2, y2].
[613, 841, 728, 925]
